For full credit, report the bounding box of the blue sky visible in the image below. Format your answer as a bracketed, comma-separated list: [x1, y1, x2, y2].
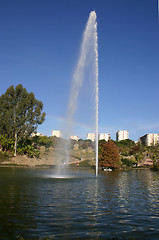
[0, 0, 159, 141]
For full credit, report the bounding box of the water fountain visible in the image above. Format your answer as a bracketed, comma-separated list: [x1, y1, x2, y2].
[56, 11, 99, 176]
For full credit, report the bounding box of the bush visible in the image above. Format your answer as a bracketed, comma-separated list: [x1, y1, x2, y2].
[151, 160, 159, 171]
[78, 160, 91, 167]
[70, 160, 91, 167]
[0, 135, 14, 154]
[121, 157, 134, 168]
[0, 151, 9, 162]
[17, 145, 40, 158]
[32, 136, 54, 148]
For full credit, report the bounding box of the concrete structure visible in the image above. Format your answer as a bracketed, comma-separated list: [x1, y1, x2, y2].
[31, 132, 44, 137]
[87, 133, 110, 141]
[140, 133, 159, 146]
[98, 133, 110, 141]
[116, 130, 129, 141]
[52, 130, 63, 138]
[87, 133, 96, 142]
[70, 136, 79, 141]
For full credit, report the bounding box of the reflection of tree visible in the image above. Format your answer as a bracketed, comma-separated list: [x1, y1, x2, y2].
[98, 140, 120, 168]
[0, 169, 38, 238]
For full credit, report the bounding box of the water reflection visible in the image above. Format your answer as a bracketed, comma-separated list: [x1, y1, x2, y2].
[0, 168, 159, 239]
[142, 170, 159, 204]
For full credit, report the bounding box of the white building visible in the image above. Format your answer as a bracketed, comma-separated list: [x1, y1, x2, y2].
[31, 132, 44, 137]
[98, 133, 110, 141]
[87, 133, 96, 142]
[140, 133, 159, 146]
[52, 130, 63, 138]
[70, 136, 79, 141]
[116, 130, 129, 141]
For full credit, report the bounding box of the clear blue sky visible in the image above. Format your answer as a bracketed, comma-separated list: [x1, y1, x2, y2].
[0, 0, 159, 141]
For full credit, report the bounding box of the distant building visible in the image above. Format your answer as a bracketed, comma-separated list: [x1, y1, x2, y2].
[140, 133, 159, 146]
[87, 133, 96, 142]
[87, 133, 110, 141]
[98, 133, 110, 141]
[31, 132, 44, 137]
[70, 136, 79, 141]
[52, 130, 63, 138]
[116, 130, 129, 141]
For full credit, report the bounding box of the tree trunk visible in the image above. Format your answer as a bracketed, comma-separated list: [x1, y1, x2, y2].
[14, 132, 17, 157]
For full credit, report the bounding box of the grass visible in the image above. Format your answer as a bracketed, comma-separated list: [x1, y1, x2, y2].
[70, 159, 92, 167]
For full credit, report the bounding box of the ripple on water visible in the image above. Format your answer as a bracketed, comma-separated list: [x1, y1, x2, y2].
[1, 168, 159, 239]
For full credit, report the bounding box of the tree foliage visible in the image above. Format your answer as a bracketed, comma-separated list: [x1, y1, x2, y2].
[113, 139, 136, 156]
[98, 140, 120, 168]
[121, 157, 134, 168]
[129, 145, 141, 155]
[115, 139, 135, 148]
[32, 136, 54, 148]
[0, 135, 14, 153]
[0, 84, 46, 156]
[78, 139, 94, 149]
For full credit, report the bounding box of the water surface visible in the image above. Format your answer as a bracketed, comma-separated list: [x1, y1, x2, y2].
[0, 168, 159, 239]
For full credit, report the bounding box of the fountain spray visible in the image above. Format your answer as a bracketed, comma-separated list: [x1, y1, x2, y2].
[62, 11, 99, 176]
[94, 19, 99, 177]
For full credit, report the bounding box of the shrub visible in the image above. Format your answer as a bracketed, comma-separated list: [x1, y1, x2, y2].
[78, 160, 91, 167]
[0, 151, 9, 162]
[121, 157, 135, 168]
[17, 145, 40, 158]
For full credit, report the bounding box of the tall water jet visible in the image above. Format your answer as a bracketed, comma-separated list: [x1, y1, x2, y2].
[94, 14, 99, 177]
[59, 11, 99, 176]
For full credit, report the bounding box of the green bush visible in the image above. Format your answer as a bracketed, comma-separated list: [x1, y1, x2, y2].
[0, 135, 14, 154]
[78, 160, 91, 167]
[32, 136, 54, 148]
[151, 160, 159, 171]
[0, 151, 9, 162]
[17, 145, 40, 158]
[121, 157, 135, 168]
[70, 160, 91, 167]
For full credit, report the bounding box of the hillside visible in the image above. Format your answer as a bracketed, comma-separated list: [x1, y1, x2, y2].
[0, 136, 159, 169]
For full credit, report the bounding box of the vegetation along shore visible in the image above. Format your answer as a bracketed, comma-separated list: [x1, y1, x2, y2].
[0, 84, 159, 170]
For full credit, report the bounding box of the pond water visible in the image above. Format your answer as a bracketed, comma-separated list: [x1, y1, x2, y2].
[0, 167, 159, 239]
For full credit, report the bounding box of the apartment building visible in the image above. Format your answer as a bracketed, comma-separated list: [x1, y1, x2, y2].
[87, 133, 110, 141]
[116, 130, 129, 141]
[87, 133, 96, 142]
[98, 133, 110, 141]
[140, 133, 159, 146]
[52, 130, 63, 138]
[70, 136, 79, 141]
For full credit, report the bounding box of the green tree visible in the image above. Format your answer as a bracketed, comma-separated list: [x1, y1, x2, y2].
[113, 139, 136, 156]
[129, 145, 141, 155]
[0, 84, 46, 156]
[0, 135, 14, 153]
[115, 139, 135, 148]
[99, 140, 120, 168]
[32, 136, 54, 148]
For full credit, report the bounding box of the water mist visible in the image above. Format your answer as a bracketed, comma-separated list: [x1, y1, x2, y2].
[58, 11, 99, 176]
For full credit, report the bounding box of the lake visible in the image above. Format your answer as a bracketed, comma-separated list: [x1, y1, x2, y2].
[0, 167, 159, 239]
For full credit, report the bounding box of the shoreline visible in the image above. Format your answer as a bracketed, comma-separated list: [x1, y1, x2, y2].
[0, 154, 93, 168]
[0, 155, 156, 171]
[0, 162, 153, 171]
